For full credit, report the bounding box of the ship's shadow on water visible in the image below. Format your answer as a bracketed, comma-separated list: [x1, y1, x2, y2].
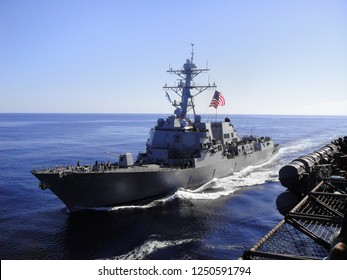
[62, 194, 247, 260]
[64, 208, 153, 259]
[63, 199, 200, 260]
[62, 185, 277, 260]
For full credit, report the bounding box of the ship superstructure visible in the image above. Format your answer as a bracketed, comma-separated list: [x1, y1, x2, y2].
[138, 45, 239, 169]
[32, 47, 279, 211]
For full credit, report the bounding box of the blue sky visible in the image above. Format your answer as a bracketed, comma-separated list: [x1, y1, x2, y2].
[1, 0, 346, 115]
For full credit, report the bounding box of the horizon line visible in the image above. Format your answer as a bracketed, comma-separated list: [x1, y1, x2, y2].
[1, 112, 346, 117]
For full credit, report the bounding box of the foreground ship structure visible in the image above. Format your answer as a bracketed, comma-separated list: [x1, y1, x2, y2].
[242, 137, 347, 260]
[32, 48, 279, 211]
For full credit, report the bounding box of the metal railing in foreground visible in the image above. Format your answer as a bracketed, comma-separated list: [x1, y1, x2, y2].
[241, 178, 347, 260]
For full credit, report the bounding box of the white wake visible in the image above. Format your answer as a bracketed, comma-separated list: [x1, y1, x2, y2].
[114, 236, 195, 260]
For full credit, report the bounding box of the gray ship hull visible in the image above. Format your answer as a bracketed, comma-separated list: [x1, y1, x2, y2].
[32, 146, 278, 211]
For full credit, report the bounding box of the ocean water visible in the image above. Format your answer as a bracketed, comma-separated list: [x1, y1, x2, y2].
[1, 113, 346, 260]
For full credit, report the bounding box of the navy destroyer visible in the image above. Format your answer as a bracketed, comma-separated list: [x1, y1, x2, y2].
[32, 47, 279, 211]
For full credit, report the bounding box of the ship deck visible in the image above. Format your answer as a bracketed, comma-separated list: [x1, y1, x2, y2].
[241, 176, 347, 260]
[32, 163, 178, 174]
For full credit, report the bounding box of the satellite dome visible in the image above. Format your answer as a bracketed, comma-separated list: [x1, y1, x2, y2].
[194, 115, 201, 123]
[180, 119, 187, 127]
[157, 118, 165, 126]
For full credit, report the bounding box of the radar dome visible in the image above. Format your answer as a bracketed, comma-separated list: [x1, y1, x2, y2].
[180, 119, 187, 127]
[157, 118, 165, 126]
[194, 115, 201, 123]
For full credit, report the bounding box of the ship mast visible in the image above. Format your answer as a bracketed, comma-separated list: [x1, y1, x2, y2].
[163, 44, 216, 119]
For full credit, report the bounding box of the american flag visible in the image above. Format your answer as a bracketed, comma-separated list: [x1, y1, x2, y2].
[209, 90, 225, 109]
